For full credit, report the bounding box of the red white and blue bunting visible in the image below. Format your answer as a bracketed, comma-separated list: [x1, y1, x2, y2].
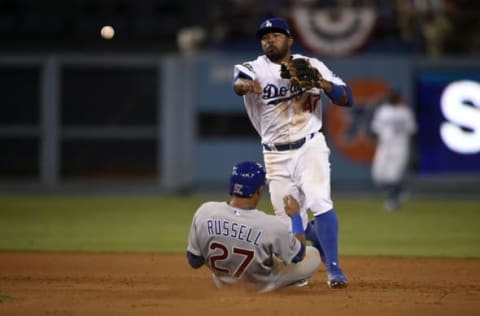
[290, 6, 377, 56]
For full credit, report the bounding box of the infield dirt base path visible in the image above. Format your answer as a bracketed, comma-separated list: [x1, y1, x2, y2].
[0, 253, 479, 316]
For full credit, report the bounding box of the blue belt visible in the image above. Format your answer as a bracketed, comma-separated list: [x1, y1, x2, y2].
[263, 131, 318, 151]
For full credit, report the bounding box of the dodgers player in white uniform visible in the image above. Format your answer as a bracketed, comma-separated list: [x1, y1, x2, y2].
[232, 17, 353, 288]
[371, 91, 417, 211]
[186, 161, 321, 292]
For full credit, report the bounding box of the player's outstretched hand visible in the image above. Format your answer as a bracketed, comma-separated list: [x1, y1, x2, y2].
[283, 195, 300, 217]
[239, 79, 262, 94]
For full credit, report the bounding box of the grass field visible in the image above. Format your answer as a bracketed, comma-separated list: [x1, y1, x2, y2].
[0, 195, 479, 258]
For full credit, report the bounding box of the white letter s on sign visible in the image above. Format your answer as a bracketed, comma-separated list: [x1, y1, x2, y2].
[440, 80, 480, 154]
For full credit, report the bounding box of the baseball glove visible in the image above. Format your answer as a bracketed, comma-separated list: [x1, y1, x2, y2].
[280, 58, 321, 89]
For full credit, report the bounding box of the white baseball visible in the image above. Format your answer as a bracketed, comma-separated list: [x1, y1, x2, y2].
[101, 25, 115, 40]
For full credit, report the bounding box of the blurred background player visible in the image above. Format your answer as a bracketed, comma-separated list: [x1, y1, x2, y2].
[232, 17, 353, 288]
[186, 161, 321, 292]
[371, 91, 417, 211]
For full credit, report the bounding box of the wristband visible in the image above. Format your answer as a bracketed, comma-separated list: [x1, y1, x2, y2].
[290, 214, 304, 235]
[325, 83, 344, 103]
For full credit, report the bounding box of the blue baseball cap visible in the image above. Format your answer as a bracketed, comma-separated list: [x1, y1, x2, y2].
[256, 17, 292, 39]
[229, 161, 266, 198]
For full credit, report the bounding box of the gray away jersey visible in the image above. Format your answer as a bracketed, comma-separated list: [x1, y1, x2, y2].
[187, 201, 302, 285]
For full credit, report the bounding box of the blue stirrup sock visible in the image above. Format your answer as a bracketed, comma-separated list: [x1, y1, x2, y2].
[305, 221, 325, 263]
[314, 209, 340, 269]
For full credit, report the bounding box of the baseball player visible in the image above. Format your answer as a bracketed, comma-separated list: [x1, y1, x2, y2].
[232, 17, 353, 288]
[186, 161, 321, 292]
[371, 91, 417, 211]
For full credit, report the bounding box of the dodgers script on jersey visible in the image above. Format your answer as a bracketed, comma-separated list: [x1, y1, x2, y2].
[234, 54, 346, 145]
[187, 201, 302, 287]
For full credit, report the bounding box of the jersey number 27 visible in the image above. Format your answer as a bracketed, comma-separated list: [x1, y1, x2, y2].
[209, 241, 254, 278]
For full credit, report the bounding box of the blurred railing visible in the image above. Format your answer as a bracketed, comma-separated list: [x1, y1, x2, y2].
[0, 54, 194, 192]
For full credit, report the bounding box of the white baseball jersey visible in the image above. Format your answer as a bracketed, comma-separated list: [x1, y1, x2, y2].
[233, 54, 348, 223]
[187, 201, 321, 292]
[371, 102, 417, 184]
[234, 54, 346, 145]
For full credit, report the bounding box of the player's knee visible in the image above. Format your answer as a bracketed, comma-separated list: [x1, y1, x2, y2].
[305, 246, 322, 268]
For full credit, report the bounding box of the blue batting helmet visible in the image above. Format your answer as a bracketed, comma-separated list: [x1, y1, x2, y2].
[229, 161, 266, 198]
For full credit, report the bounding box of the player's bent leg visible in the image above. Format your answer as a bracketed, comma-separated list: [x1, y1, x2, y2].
[284, 246, 321, 286]
[313, 208, 348, 288]
[261, 246, 321, 292]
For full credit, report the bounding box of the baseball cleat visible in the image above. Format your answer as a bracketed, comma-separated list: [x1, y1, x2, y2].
[327, 264, 348, 289]
[327, 278, 348, 289]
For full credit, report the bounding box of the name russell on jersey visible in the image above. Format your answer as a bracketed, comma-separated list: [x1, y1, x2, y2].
[206, 219, 263, 246]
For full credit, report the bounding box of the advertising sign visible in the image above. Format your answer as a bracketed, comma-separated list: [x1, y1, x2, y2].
[416, 71, 480, 173]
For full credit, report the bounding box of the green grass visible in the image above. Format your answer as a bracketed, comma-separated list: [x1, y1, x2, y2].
[335, 199, 480, 258]
[0, 196, 204, 253]
[0, 195, 479, 258]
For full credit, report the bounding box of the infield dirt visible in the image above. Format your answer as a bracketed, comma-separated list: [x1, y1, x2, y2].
[1, 253, 479, 316]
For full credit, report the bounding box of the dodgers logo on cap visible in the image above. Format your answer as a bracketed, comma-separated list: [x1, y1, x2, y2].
[256, 17, 292, 39]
